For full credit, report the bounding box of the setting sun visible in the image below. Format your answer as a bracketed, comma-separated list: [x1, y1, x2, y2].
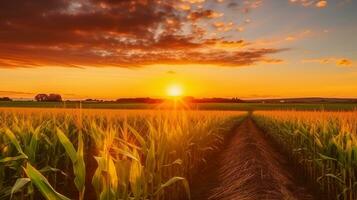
[167, 84, 183, 97]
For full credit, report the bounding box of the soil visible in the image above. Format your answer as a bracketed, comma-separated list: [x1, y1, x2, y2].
[191, 118, 318, 200]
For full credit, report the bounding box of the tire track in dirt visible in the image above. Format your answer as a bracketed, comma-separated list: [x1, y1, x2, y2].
[191, 117, 317, 200]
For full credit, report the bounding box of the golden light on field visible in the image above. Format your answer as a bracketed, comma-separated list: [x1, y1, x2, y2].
[167, 84, 183, 97]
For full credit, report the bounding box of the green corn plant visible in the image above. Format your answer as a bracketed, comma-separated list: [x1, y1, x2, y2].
[92, 152, 118, 200]
[129, 150, 144, 200]
[1, 127, 69, 200]
[253, 111, 357, 200]
[56, 128, 86, 200]
[1, 108, 247, 200]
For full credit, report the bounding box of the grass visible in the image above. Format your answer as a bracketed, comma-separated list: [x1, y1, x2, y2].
[253, 111, 357, 200]
[1, 101, 357, 111]
[0, 108, 246, 200]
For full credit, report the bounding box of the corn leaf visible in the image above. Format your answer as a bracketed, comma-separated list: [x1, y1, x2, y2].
[4, 129, 27, 157]
[24, 163, 70, 200]
[154, 177, 191, 199]
[56, 128, 86, 198]
[0, 155, 28, 163]
[74, 132, 86, 199]
[56, 128, 77, 163]
[10, 178, 30, 199]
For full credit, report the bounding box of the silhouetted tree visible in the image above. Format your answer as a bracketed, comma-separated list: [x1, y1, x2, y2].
[0, 97, 12, 101]
[48, 94, 62, 102]
[35, 93, 62, 102]
[35, 94, 48, 102]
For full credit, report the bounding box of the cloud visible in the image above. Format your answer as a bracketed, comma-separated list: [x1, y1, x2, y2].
[212, 21, 235, 32]
[337, 59, 353, 66]
[0, 90, 35, 96]
[225, 0, 263, 13]
[187, 10, 223, 21]
[181, 0, 206, 4]
[316, 1, 328, 8]
[0, 0, 284, 68]
[254, 29, 331, 48]
[289, 0, 328, 8]
[241, 94, 282, 99]
[244, 0, 263, 11]
[302, 57, 353, 67]
[166, 70, 176, 74]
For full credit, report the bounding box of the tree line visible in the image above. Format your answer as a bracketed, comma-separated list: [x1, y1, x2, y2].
[34, 94, 62, 102]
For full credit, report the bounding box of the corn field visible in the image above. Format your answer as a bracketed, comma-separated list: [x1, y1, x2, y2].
[253, 111, 357, 200]
[0, 108, 246, 200]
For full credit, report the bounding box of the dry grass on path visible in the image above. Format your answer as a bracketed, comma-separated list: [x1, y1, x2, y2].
[192, 118, 317, 200]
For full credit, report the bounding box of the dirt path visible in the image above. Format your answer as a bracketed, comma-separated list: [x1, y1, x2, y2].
[191, 118, 317, 200]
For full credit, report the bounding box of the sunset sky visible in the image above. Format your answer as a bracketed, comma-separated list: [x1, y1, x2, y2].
[0, 0, 356, 99]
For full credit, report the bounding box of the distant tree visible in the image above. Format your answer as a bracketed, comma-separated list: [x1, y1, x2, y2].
[35, 93, 62, 102]
[0, 97, 12, 101]
[116, 98, 163, 104]
[35, 94, 49, 102]
[47, 94, 62, 102]
[85, 99, 103, 102]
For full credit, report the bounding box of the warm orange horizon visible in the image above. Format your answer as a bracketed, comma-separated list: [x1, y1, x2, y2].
[0, 0, 356, 99]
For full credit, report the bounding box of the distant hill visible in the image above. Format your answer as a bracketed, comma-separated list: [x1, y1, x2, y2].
[115, 97, 244, 103]
[244, 97, 357, 103]
[116, 98, 164, 104]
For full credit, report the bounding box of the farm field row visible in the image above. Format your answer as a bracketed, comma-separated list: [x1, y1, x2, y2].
[1, 108, 357, 200]
[253, 111, 357, 200]
[0, 108, 246, 200]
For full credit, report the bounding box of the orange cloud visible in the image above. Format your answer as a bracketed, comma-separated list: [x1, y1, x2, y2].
[209, 40, 247, 49]
[289, 0, 328, 8]
[181, 0, 206, 4]
[302, 57, 353, 67]
[254, 30, 314, 47]
[166, 70, 176, 74]
[0, 0, 285, 68]
[213, 21, 235, 32]
[0, 90, 34, 96]
[187, 10, 223, 21]
[337, 59, 353, 66]
[242, 0, 263, 13]
[226, 0, 263, 13]
[316, 1, 328, 8]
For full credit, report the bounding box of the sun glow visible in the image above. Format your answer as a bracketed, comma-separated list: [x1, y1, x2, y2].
[167, 84, 183, 97]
